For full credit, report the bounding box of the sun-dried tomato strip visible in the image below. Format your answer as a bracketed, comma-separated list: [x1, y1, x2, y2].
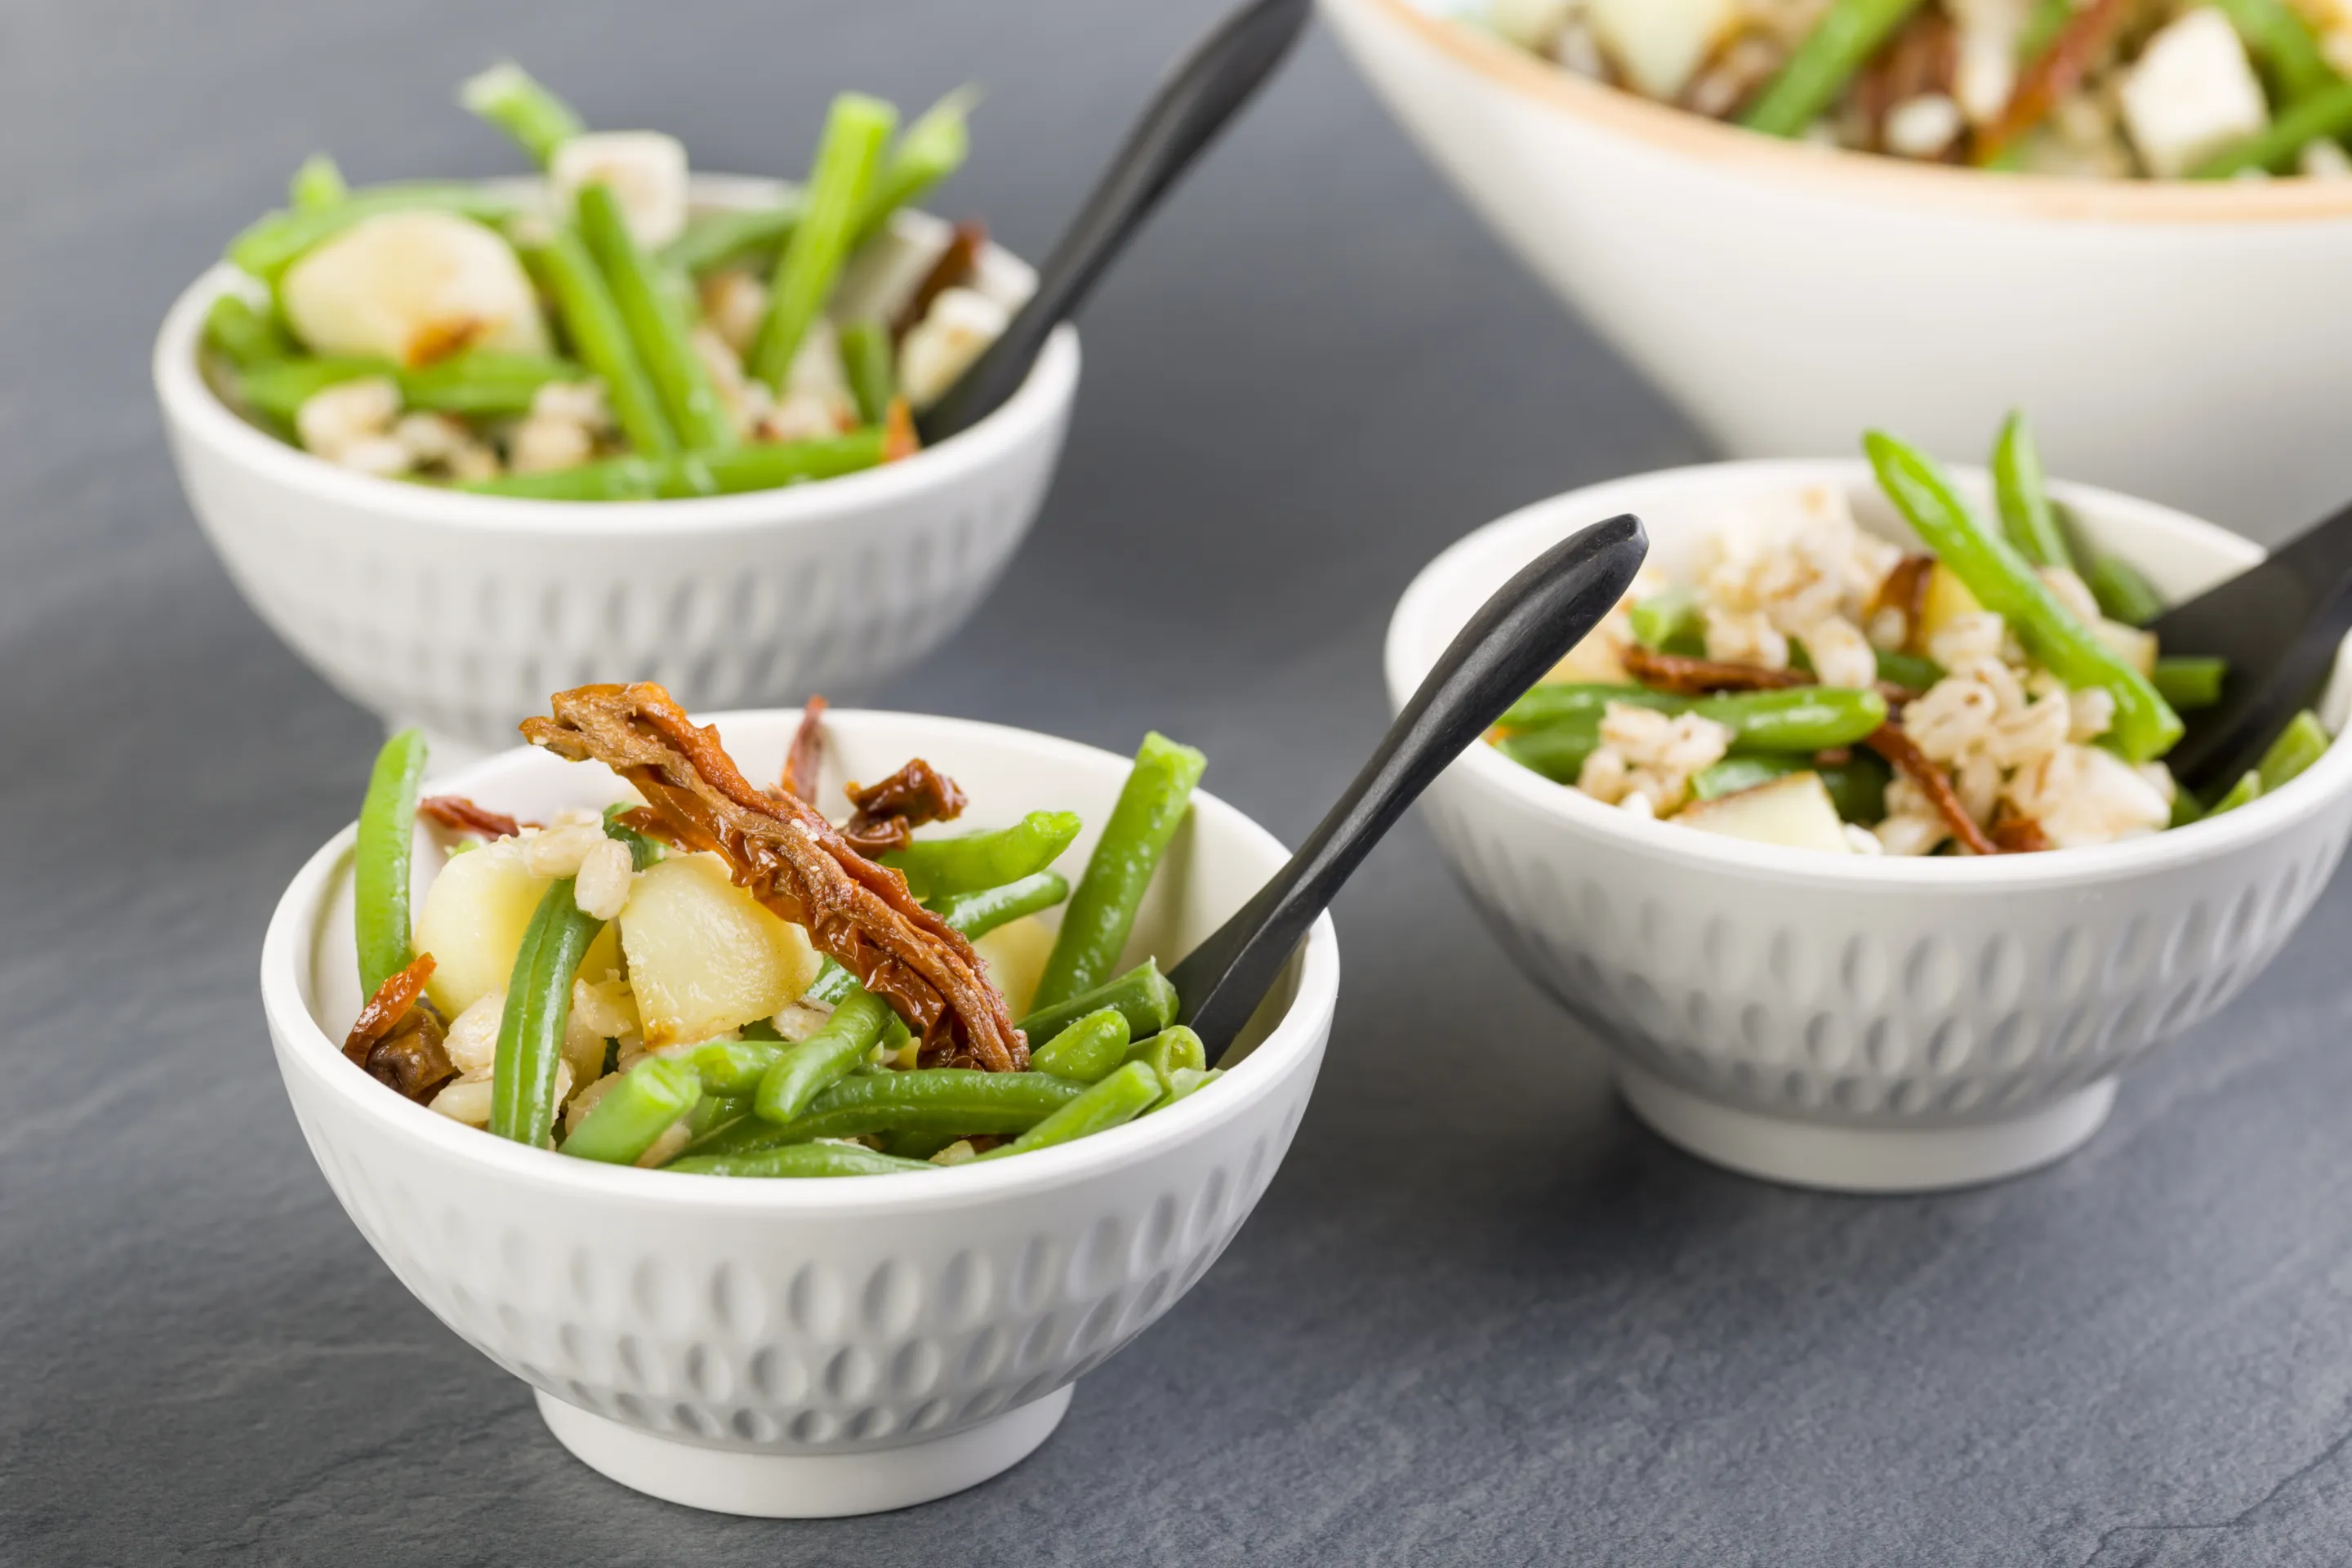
[892, 220, 986, 340]
[779, 696, 829, 800]
[419, 795, 527, 839]
[882, 397, 919, 462]
[344, 954, 438, 1067]
[341, 954, 457, 1101]
[1866, 724, 2001, 857]
[1974, 0, 2133, 166]
[1624, 645, 1812, 695]
[1871, 555, 1936, 644]
[843, 759, 968, 858]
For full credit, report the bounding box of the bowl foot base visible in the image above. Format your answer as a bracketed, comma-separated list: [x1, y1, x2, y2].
[1615, 1062, 2116, 1192]
[534, 1384, 1073, 1517]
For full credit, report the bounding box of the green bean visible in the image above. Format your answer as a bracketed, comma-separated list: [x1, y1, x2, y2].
[2084, 553, 2165, 630]
[1875, 649, 1944, 691]
[2020, 0, 2072, 59]
[688, 1040, 786, 1097]
[289, 154, 347, 211]
[1696, 688, 1888, 751]
[1031, 733, 1205, 1010]
[1151, 1067, 1222, 1112]
[2170, 787, 2207, 829]
[851, 87, 976, 245]
[1124, 1025, 1206, 1082]
[685, 1090, 755, 1141]
[1628, 588, 1704, 654]
[203, 294, 295, 372]
[801, 961, 857, 1008]
[1027, 1007, 1132, 1083]
[839, 318, 895, 425]
[928, 871, 1070, 942]
[561, 1058, 700, 1164]
[1692, 756, 1799, 801]
[980, 1062, 1161, 1160]
[599, 803, 662, 869]
[1740, 0, 1928, 137]
[399, 351, 589, 418]
[1992, 410, 2073, 572]
[489, 878, 605, 1147]
[662, 199, 806, 277]
[1497, 684, 1684, 732]
[2212, 0, 2337, 101]
[354, 728, 428, 1000]
[667, 1143, 939, 1178]
[517, 229, 676, 456]
[884, 810, 1080, 900]
[465, 428, 886, 500]
[577, 182, 733, 450]
[1691, 753, 1891, 822]
[227, 185, 519, 283]
[1865, 430, 2181, 764]
[2197, 77, 2352, 177]
[1496, 715, 1601, 783]
[2208, 770, 2262, 817]
[2258, 710, 2332, 794]
[756, 987, 898, 1124]
[239, 357, 391, 425]
[460, 62, 585, 167]
[752, 92, 896, 389]
[732, 1068, 1087, 1151]
[1018, 960, 1178, 1049]
[2152, 656, 2228, 711]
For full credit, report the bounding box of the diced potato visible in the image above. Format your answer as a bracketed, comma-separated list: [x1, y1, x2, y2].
[973, 914, 1056, 1019]
[414, 847, 554, 1017]
[1676, 773, 1853, 853]
[550, 131, 691, 250]
[282, 210, 550, 366]
[1913, 560, 1986, 653]
[1586, 0, 1740, 100]
[1544, 629, 1629, 685]
[2095, 617, 2158, 677]
[619, 853, 822, 1045]
[2120, 9, 2268, 179]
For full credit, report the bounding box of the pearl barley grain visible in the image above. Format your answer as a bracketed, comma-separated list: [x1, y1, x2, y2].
[573, 836, 635, 921]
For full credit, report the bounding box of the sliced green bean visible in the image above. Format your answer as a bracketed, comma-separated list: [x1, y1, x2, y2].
[599, 803, 662, 869]
[1497, 715, 1602, 783]
[561, 1058, 700, 1165]
[666, 1143, 939, 1178]
[1690, 753, 1890, 822]
[1124, 1025, 1205, 1082]
[735, 1068, 1087, 1150]
[1696, 688, 1887, 752]
[752, 92, 896, 389]
[400, 350, 589, 418]
[1027, 1006, 1131, 1083]
[884, 810, 1080, 901]
[2258, 710, 2332, 795]
[2170, 788, 2207, 829]
[851, 86, 976, 245]
[2212, 0, 2337, 102]
[2152, 656, 2228, 711]
[2020, 0, 2072, 58]
[2084, 553, 2165, 630]
[2197, 77, 2352, 177]
[688, 1040, 786, 1098]
[1031, 733, 1205, 1011]
[756, 987, 898, 1124]
[227, 184, 519, 283]
[1875, 649, 1944, 691]
[1740, 0, 1928, 137]
[1018, 960, 1179, 1049]
[465, 427, 886, 500]
[980, 1062, 1160, 1160]
[1865, 430, 2181, 764]
[1497, 684, 1684, 732]
[289, 154, 347, 211]
[662, 199, 805, 276]
[928, 871, 1070, 941]
[489, 878, 604, 1147]
[354, 728, 428, 1000]
[1628, 588, 1704, 654]
[685, 1090, 755, 1141]
[203, 294, 295, 372]
[839, 318, 895, 425]
[1993, 410, 2073, 572]
[1152, 1066, 1222, 1112]
[460, 62, 585, 166]
[517, 229, 675, 456]
[577, 182, 733, 449]
[2208, 770, 2263, 817]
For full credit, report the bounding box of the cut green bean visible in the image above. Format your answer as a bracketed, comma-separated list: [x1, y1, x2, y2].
[685, 1090, 755, 1141]
[1497, 684, 1686, 732]
[460, 62, 585, 166]
[667, 1143, 939, 1178]
[1629, 588, 1705, 655]
[1740, 0, 1929, 137]
[851, 86, 976, 245]
[839, 318, 895, 425]
[1124, 1025, 1206, 1082]
[401, 350, 589, 417]
[1027, 1007, 1132, 1083]
[1152, 1067, 1222, 1112]
[752, 92, 896, 389]
[1865, 430, 2181, 764]
[2208, 770, 2263, 817]
[723, 1069, 1086, 1152]
[599, 803, 662, 869]
[2170, 787, 2207, 829]
[756, 987, 898, 1124]
[688, 1039, 786, 1097]
[561, 1058, 700, 1164]
[928, 871, 1070, 942]
[203, 294, 295, 372]
[662, 199, 806, 276]
[1018, 960, 1179, 1049]
[2152, 656, 2228, 711]
[2020, 0, 2072, 58]
[2084, 552, 2165, 630]
[1875, 649, 1944, 691]
[1696, 688, 1888, 752]
[488, 877, 605, 1147]
[1691, 753, 1890, 823]
[884, 810, 1080, 901]
[980, 1062, 1160, 1160]
[466, 427, 886, 500]
[2212, 0, 2337, 102]
[2258, 710, 2332, 795]
[1031, 733, 1205, 1011]
[577, 181, 734, 449]
[354, 728, 428, 1000]
[1692, 755, 1800, 800]
[2196, 77, 2352, 176]
[1496, 715, 1602, 783]
[517, 229, 676, 456]
[289, 154, 348, 211]
[227, 184, 519, 282]
[1993, 409, 2073, 572]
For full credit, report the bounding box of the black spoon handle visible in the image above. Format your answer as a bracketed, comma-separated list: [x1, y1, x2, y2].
[1172, 514, 1650, 1064]
[914, 0, 1312, 446]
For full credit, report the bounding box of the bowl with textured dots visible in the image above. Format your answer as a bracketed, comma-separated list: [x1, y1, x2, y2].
[156, 176, 1079, 766]
[1386, 458, 2352, 1193]
[261, 706, 1337, 1516]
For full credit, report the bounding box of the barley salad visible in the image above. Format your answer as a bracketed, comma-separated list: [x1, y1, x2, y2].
[1480, 0, 2352, 179]
[341, 685, 1218, 1175]
[200, 65, 1014, 499]
[1490, 415, 2332, 856]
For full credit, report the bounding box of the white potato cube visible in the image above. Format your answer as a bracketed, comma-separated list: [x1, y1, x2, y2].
[551, 131, 690, 250]
[618, 853, 822, 1045]
[1585, 0, 1739, 100]
[283, 210, 550, 366]
[973, 914, 1056, 1019]
[1675, 773, 1853, 853]
[414, 848, 554, 1017]
[2120, 9, 2269, 178]
[1491, 0, 1579, 52]
[898, 287, 1010, 411]
[2094, 617, 2158, 677]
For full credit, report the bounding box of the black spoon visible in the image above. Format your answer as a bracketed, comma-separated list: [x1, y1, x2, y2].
[915, 0, 1312, 446]
[1172, 514, 1650, 1067]
[2147, 499, 2352, 795]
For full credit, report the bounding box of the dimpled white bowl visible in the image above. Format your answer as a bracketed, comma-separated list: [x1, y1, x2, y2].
[1321, 0, 2352, 541]
[1387, 460, 2352, 1192]
[261, 709, 1336, 1515]
[158, 177, 1080, 763]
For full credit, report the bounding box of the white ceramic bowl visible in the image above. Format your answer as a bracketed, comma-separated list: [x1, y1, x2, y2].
[1388, 459, 2352, 1192]
[1322, 0, 2352, 539]
[261, 708, 1337, 1516]
[158, 177, 1080, 763]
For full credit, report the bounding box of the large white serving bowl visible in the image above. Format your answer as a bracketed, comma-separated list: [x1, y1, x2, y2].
[158, 178, 1080, 763]
[261, 708, 1337, 1516]
[1387, 459, 2352, 1193]
[1322, 0, 2352, 541]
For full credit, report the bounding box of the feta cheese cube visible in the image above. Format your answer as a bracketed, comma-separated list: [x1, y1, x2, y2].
[2120, 8, 2270, 178]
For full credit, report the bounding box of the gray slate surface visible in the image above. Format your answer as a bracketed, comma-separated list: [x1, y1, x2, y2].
[6, 2, 2352, 1562]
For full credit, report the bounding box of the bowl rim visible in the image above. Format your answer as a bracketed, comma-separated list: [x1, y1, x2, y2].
[262, 707, 1341, 1213]
[154, 172, 1081, 538]
[1338, 0, 2352, 226]
[1385, 456, 2352, 889]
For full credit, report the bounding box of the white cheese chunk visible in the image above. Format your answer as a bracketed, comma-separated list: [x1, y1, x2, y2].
[2120, 9, 2270, 178]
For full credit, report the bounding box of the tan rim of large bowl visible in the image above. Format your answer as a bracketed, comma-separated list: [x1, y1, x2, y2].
[1360, 0, 2352, 224]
